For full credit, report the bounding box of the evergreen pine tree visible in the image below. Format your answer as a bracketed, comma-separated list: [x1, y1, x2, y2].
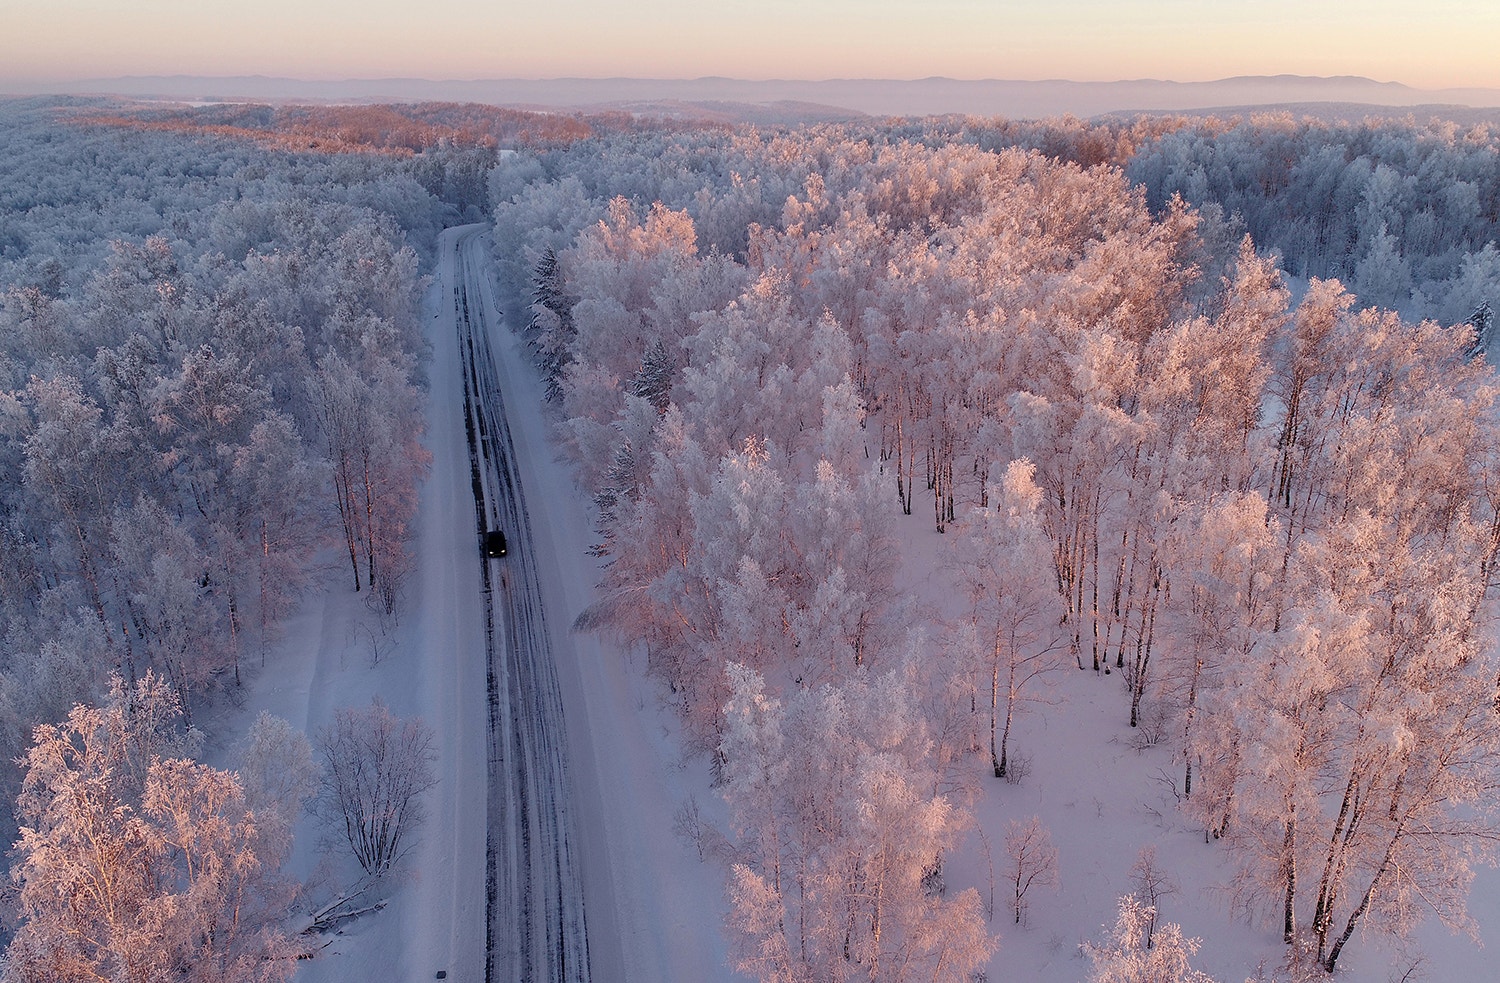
[1465, 299, 1492, 361]
[628, 339, 674, 414]
[528, 247, 574, 402]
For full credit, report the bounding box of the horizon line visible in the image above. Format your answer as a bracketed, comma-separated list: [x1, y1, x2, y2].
[10, 71, 1500, 92]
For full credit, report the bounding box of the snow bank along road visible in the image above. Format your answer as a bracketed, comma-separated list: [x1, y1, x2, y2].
[449, 226, 592, 983]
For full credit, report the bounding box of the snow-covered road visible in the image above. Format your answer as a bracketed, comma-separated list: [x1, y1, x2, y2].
[448, 226, 592, 982]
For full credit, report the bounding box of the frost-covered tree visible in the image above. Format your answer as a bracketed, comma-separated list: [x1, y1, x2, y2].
[1164, 492, 1279, 800]
[19, 374, 123, 639]
[629, 338, 674, 415]
[721, 662, 994, 983]
[234, 711, 319, 864]
[948, 459, 1061, 779]
[112, 500, 224, 723]
[1353, 224, 1411, 310]
[1004, 816, 1059, 925]
[1082, 896, 1219, 983]
[308, 350, 429, 607]
[1128, 846, 1180, 951]
[1197, 510, 1500, 971]
[230, 412, 326, 656]
[4, 673, 294, 983]
[1465, 299, 1493, 359]
[528, 245, 575, 402]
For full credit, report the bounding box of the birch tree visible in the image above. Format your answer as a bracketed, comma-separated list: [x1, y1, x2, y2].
[948, 459, 1062, 778]
[1004, 816, 1059, 925]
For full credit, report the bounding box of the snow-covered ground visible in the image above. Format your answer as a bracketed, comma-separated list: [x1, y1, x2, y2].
[203, 224, 1498, 983]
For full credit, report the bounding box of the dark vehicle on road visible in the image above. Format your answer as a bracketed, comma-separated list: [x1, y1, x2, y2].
[484, 529, 508, 558]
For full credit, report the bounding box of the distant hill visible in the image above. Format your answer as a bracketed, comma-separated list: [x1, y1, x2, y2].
[1117, 101, 1500, 128]
[6, 74, 1500, 122]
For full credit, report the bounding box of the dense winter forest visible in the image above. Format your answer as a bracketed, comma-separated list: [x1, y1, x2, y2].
[493, 115, 1500, 980]
[0, 97, 466, 980]
[2, 93, 1499, 981]
[1128, 114, 1500, 325]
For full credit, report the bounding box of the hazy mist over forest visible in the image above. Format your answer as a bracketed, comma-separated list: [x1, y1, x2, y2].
[9, 73, 1500, 124]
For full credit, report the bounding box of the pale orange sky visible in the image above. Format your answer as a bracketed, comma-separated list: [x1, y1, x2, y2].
[3, 0, 1497, 90]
